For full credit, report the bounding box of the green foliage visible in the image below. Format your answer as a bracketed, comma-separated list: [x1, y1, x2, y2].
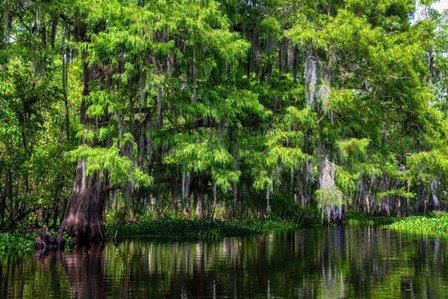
[337, 138, 370, 162]
[376, 187, 415, 199]
[346, 211, 448, 237]
[285, 106, 317, 131]
[67, 140, 152, 187]
[387, 211, 448, 236]
[407, 150, 448, 182]
[0, 232, 34, 254]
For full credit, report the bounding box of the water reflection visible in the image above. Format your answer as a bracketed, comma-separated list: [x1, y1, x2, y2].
[63, 244, 106, 299]
[2, 227, 448, 298]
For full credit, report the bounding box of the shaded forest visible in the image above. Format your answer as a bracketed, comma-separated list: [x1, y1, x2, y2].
[1, 0, 448, 240]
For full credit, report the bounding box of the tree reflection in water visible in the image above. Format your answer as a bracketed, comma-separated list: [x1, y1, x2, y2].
[62, 243, 106, 299]
[2, 228, 448, 298]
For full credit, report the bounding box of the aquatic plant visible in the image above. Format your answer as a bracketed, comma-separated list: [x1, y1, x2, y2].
[387, 211, 448, 236]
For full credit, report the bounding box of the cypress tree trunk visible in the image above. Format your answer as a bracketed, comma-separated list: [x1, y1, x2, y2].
[194, 176, 206, 219]
[60, 159, 108, 241]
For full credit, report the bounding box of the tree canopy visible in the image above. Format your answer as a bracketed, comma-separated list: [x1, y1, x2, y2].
[1, 0, 448, 237]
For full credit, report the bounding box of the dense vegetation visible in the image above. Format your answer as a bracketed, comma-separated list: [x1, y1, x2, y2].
[106, 218, 303, 240]
[387, 211, 448, 236]
[0, 218, 302, 253]
[1, 0, 448, 240]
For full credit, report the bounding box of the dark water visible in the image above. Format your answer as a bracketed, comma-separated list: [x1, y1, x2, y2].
[2, 227, 448, 298]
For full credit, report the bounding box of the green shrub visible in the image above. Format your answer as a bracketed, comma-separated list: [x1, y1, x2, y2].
[0, 232, 34, 254]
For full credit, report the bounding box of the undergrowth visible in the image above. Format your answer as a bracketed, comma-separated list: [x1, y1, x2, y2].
[105, 218, 304, 241]
[0, 231, 34, 254]
[344, 211, 397, 227]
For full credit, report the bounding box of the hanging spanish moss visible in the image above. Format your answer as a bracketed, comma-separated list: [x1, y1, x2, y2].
[305, 50, 317, 106]
[317, 148, 343, 222]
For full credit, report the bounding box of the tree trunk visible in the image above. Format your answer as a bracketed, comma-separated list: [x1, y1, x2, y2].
[61, 159, 108, 241]
[195, 193, 205, 219]
[431, 179, 440, 210]
[194, 176, 206, 219]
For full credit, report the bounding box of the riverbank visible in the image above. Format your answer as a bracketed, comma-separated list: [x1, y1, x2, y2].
[105, 218, 304, 241]
[4, 211, 448, 254]
[0, 218, 306, 254]
[344, 211, 397, 226]
[345, 211, 448, 237]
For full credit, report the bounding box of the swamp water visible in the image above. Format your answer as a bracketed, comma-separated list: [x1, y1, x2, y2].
[1, 227, 448, 298]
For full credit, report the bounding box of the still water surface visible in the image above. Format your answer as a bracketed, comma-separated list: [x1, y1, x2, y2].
[1, 227, 448, 298]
